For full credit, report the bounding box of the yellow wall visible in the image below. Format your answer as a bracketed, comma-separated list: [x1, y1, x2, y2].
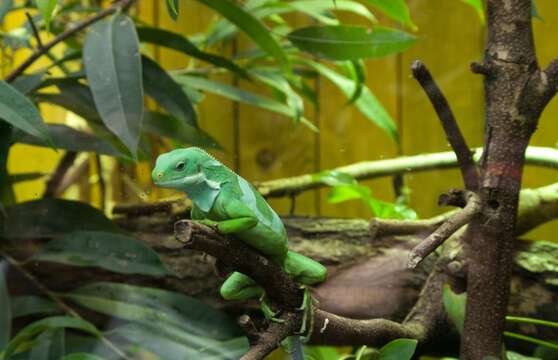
[5, 0, 558, 240]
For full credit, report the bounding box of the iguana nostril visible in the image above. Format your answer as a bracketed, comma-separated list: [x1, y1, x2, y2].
[157, 172, 163, 180]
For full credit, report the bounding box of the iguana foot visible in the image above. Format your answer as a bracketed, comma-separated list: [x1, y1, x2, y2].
[295, 286, 315, 341]
[259, 293, 286, 323]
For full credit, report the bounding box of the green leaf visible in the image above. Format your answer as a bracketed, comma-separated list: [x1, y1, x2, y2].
[504, 332, 558, 352]
[0, 0, 13, 25]
[4, 316, 99, 359]
[136, 26, 248, 79]
[304, 60, 397, 141]
[32, 231, 171, 277]
[165, 0, 179, 20]
[442, 284, 466, 335]
[313, 170, 358, 186]
[36, 0, 57, 32]
[143, 111, 222, 149]
[11, 71, 46, 95]
[288, 25, 417, 60]
[0, 81, 52, 145]
[327, 184, 370, 203]
[66, 282, 242, 340]
[111, 323, 248, 360]
[461, 0, 485, 24]
[506, 351, 542, 360]
[29, 328, 65, 360]
[362, 0, 416, 30]
[378, 338, 417, 360]
[62, 354, 107, 360]
[0, 266, 11, 349]
[506, 316, 558, 329]
[196, 0, 289, 68]
[346, 60, 366, 104]
[83, 14, 144, 157]
[261, 0, 376, 26]
[0, 198, 122, 240]
[534, 342, 558, 360]
[250, 68, 304, 123]
[175, 75, 318, 131]
[304, 346, 342, 360]
[11, 124, 128, 158]
[142, 56, 197, 127]
[11, 296, 61, 318]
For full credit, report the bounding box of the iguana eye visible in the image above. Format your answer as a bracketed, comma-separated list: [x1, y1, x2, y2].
[175, 161, 185, 171]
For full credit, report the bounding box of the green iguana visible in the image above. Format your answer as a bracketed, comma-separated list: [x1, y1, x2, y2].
[152, 147, 327, 359]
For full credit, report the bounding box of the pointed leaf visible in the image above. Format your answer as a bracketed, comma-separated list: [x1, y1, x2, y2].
[83, 14, 144, 156]
[142, 56, 197, 126]
[165, 0, 179, 20]
[11, 71, 46, 95]
[363, 0, 417, 30]
[378, 338, 417, 360]
[63, 354, 107, 360]
[11, 296, 61, 318]
[197, 0, 289, 68]
[0, 81, 52, 144]
[288, 25, 417, 60]
[12, 124, 128, 158]
[175, 75, 318, 131]
[304, 60, 397, 141]
[286, 0, 376, 25]
[0, 198, 122, 240]
[66, 282, 242, 340]
[136, 26, 248, 79]
[4, 316, 99, 359]
[461, 0, 485, 24]
[111, 323, 248, 360]
[0, 265, 11, 348]
[36, 0, 57, 32]
[32, 231, 171, 277]
[143, 111, 222, 149]
[29, 328, 65, 360]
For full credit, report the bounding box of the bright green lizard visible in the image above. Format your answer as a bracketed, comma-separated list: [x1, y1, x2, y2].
[151, 147, 327, 359]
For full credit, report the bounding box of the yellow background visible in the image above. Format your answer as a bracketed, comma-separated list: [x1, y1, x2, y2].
[4, 0, 558, 241]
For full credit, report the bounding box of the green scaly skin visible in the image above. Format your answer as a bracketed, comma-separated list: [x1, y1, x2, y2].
[152, 147, 327, 357]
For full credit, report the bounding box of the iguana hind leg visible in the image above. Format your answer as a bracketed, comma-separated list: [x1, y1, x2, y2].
[220, 272, 263, 300]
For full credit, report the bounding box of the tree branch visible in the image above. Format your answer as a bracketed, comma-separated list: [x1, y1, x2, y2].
[408, 191, 481, 269]
[173, 220, 427, 358]
[255, 146, 558, 198]
[411, 60, 479, 191]
[542, 58, 558, 100]
[4, 0, 136, 83]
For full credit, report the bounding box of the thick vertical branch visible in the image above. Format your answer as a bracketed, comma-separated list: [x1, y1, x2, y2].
[461, 0, 540, 358]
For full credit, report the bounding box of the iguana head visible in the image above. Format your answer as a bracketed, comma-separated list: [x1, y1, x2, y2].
[152, 147, 219, 191]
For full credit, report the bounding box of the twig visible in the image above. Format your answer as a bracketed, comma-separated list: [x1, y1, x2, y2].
[369, 212, 453, 239]
[255, 146, 558, 198]
[94, 154, 106, 211]
[0, 250, 132, 360]
[43, 151, 77, 197]
[240, 312, 301, 360]
[408, 191, 481, 269]
[411, 60, 479, 191]
[4, 0, 136, 83]
[25, 12, 43, 49]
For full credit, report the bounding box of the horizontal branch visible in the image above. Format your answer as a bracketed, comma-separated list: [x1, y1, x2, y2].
[255, 146, 558, 198]
[173, 220, 426, 357]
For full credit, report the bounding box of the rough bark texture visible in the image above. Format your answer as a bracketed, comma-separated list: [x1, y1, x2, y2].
[7, 205, 558, 355]
[462, 0, 545, 358]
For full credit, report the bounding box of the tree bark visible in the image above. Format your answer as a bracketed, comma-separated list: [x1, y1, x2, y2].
[462, 1, 544, 358]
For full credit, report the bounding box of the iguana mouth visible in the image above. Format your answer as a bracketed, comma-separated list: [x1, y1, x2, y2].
[155, 172, 204, 187]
